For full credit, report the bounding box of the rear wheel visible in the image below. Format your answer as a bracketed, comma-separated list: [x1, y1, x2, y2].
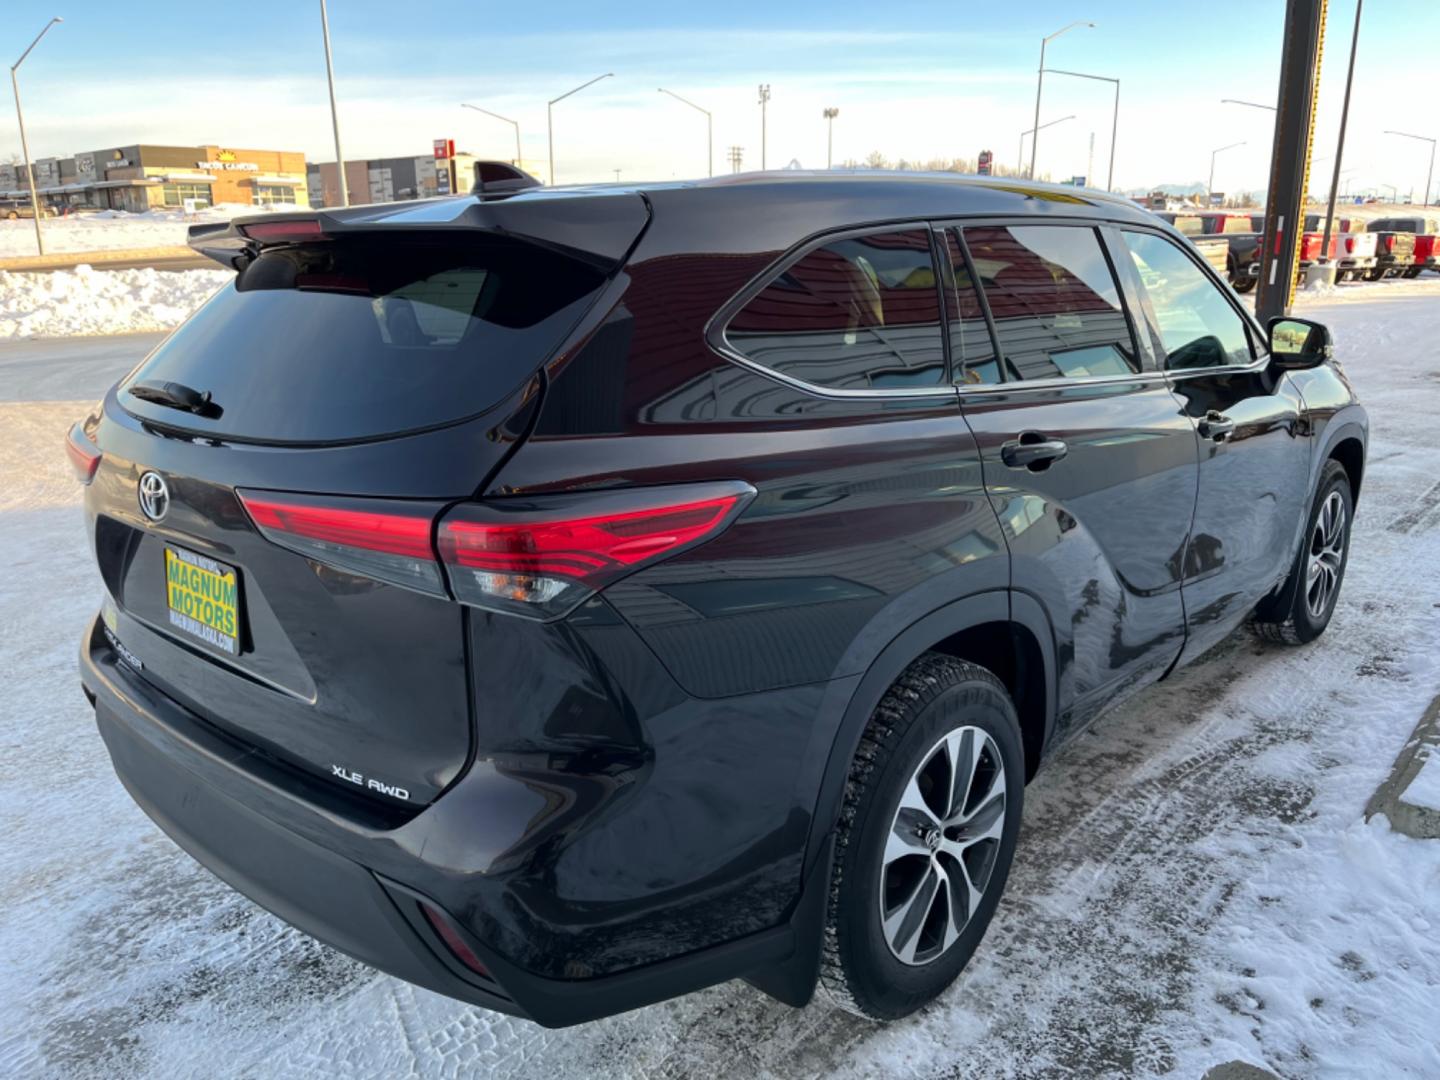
[820, 654, 1024, 1020]
[1253, 459, 1353, 645]
[1404, 267, 1423, 279]
[1233, 275, 1257, 293]
[1365, 267, 1385, 282]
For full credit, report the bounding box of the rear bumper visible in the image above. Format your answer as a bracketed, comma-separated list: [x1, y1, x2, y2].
[80, 615, 818, 1026]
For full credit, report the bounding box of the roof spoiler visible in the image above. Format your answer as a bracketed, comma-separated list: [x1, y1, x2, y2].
[186, 189, 649, 274]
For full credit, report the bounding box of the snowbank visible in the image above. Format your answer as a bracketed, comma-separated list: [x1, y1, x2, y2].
[0, 265, 231, 339]
[0, 203, 303, 258]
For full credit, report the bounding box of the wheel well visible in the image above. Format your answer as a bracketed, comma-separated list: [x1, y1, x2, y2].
[1329, 437, 1364, 503]
[929, 621, 1046, 781]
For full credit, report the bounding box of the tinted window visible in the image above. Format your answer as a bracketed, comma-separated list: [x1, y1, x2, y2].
[941, 231, 1003, 385]
[726, 229, 945, 391]
[963, 225, 1138, 381]
[1124, 231, 1254, 371]
[121, 237, 604, 442]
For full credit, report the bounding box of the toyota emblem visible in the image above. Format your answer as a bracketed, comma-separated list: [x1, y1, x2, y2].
[138, 471, 170, 522]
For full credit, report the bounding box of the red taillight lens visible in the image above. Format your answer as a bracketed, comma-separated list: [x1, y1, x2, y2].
[1345, 236, 1356, 254]
[239, 219, 323, 243]
[65, 422, 101, 484]
[419, 902, 490, 978]
[438, 481, 755, 620]
[238, 490, 447, 597]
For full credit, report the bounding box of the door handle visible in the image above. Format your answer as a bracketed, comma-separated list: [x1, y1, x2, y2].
[1001, 436, 1069, 470]
[1198, 411, 1236, 441]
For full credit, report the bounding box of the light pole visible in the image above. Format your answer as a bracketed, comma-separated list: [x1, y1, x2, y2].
[1385, 130, 1437, 208]
[10, 16, 62, 255]
[1018, 115, 1076, 176]
[823, 107, 839, 169]
[548, 73, 613, 186]
[758, 84, 772, 170]
[461, 104, 522, 167]
[1043, 68, 1118, 190]
[1208, 140, 1246, 205]
[1381, 183, 1397, 203]
[1221, 98, 1277, 113]
[1319, 0, 1363, 267]
[658, 87, 712, 178]
[1030, 20, 1094, 180]
[318, 0, 348, 206]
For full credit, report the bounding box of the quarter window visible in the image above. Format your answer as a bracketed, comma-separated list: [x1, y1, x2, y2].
[962, 224, 1138, 381]
[725, 229, 946, 391]
[1123, 231, 1254, 370]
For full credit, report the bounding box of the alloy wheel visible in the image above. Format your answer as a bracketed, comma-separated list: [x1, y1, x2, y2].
[1305, 490, 1347, 620]
[880, 725, 1007, 966]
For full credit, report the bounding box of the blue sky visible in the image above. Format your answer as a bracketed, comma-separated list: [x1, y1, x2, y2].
[4, 0, 1438, 197]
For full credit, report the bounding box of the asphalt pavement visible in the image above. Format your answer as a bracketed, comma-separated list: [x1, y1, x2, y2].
[0, 332, 165, 402]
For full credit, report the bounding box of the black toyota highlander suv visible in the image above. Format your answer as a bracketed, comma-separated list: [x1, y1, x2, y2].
[73, 171, 1367, 1027]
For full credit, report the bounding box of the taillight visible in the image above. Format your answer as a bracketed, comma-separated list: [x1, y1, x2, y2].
[1381, 235, 1394, 253]
[237, 490, 448, 597]
[419, 902, 491, 978]
[1345, 236, 1356, 254]
[437, 481, 755, 620]
[65, 422, 101, 484]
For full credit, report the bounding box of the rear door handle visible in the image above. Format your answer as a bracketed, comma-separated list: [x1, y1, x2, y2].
[1000, 436, 1069, 470]
[1198, 412, 1236, 441]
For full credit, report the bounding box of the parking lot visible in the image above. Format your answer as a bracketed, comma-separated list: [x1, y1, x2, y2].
[2, 279, 1438, 1079]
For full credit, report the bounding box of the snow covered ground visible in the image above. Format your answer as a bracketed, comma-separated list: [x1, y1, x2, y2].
[0, 266, 232, 339]
[0, 204, 301, 258]
[1, 280, 1438, 1078]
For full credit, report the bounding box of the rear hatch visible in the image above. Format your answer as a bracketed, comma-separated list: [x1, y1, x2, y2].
[85, 196, 646, 809]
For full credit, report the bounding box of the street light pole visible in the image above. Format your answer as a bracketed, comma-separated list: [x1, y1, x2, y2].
[758, 84, 771, 170]
[461, 104, 522, 167]
[823, 107, 839, 169]
[1321, 0, 1364, 265]
[1018, 115, 1077, 175]
[318, 0, 348, 207]
[1043, 68, 1119, 190]
[1030, 20, 1094, 180]
[1208, 140, 1246, 205]
[10, 16, 62, 255]
[548, 73, 613, 186]
[658, 88, 712, 178]
[1385, 130, 1437, 209]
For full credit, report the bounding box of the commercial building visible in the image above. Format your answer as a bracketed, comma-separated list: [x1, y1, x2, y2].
[306, 143, 478, 208]
[0, 144, 309, 212]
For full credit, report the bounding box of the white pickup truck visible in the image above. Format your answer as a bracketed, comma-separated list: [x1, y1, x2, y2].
[1306, 214, 1378, 280]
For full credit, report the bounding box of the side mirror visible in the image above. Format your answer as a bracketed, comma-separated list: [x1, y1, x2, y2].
[1267, 316, 1333, 370]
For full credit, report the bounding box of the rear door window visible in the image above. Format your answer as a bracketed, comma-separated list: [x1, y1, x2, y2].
[723, 228, 946, 391]
[961, 224, 1139, 381]
[120, 236, 605, 443]
[940, 231, 1003, 385]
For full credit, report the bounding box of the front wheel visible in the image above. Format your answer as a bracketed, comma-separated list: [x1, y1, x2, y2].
[820, 654, 1024, 1020]
[1253, 459, 1353, 644]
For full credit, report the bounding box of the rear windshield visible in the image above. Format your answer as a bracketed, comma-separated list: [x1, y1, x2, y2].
[121, 236, 605, 443]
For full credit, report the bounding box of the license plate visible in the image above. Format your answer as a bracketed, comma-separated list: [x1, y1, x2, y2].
[164, 545, 241, 655]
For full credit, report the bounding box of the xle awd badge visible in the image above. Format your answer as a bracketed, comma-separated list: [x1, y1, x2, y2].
[138, 471, 169, 522]
[332, 764, 410, 802]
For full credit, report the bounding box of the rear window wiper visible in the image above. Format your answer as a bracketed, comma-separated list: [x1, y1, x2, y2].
[126, 380, 221, 418]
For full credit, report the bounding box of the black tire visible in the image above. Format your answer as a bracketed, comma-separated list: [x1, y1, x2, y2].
[1253, 459, 1353, 645]
[1233, 275, 1257, 293]
[1404, 267, 1423, 279]
[819, 654, 1025, 1020]
[1364, 267, 1385, 282]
